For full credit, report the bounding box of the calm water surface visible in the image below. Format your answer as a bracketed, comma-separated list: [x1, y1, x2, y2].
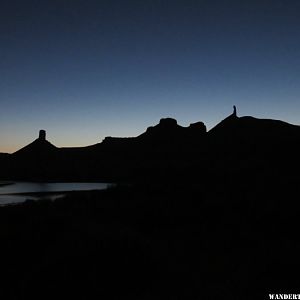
[0, 182, 110, 205]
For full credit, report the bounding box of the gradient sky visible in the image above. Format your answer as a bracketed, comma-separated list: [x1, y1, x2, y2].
[1, 0, 300, 153]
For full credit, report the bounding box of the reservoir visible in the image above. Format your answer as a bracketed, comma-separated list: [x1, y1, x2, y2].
[0, 181, 110, 205]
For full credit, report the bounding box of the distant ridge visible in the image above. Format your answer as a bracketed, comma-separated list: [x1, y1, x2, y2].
[1, 108, 299, 181]
[10, 109, 300, 153]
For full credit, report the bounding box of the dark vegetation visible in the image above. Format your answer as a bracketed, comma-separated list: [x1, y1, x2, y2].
[1, 110, 300, 299]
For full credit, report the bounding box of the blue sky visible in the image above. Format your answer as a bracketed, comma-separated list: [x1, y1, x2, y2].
[1, 0, 300, 152]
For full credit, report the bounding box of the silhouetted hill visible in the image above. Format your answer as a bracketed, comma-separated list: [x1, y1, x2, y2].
[1, 110, 300, 181]
[13, 135, 58, 159]
[6, 131, 57, 180]
[209, 112, 300, 143]
[208, 111, 300, 169]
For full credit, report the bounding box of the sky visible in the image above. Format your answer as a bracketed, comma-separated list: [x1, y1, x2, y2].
[1, 0, 300, 153]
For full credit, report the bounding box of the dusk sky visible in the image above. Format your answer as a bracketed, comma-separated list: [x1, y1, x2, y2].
[1, 0, 300, 153]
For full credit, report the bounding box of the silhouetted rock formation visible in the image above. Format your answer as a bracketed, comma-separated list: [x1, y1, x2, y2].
[39, 129, 46, 141]
[188, 121, 206, 132]
[8, 130, 58, 180]
[143, 117, 180, 137]
[13, 130, 57, 158]
[209, 114, 300, 144]
[1, 111, 299, 181]
[138, 117, 206, 144]
[158, 117, 178, 127]
[233, 105, 237, 116]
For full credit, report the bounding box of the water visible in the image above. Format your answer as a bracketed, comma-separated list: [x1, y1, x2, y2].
[0, 181, 110, 205]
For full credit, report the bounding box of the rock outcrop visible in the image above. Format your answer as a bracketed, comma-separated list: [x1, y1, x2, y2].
[188, 121, 206, 133]
[13, 130, 57, 158]
[39, 130, 46, 141]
